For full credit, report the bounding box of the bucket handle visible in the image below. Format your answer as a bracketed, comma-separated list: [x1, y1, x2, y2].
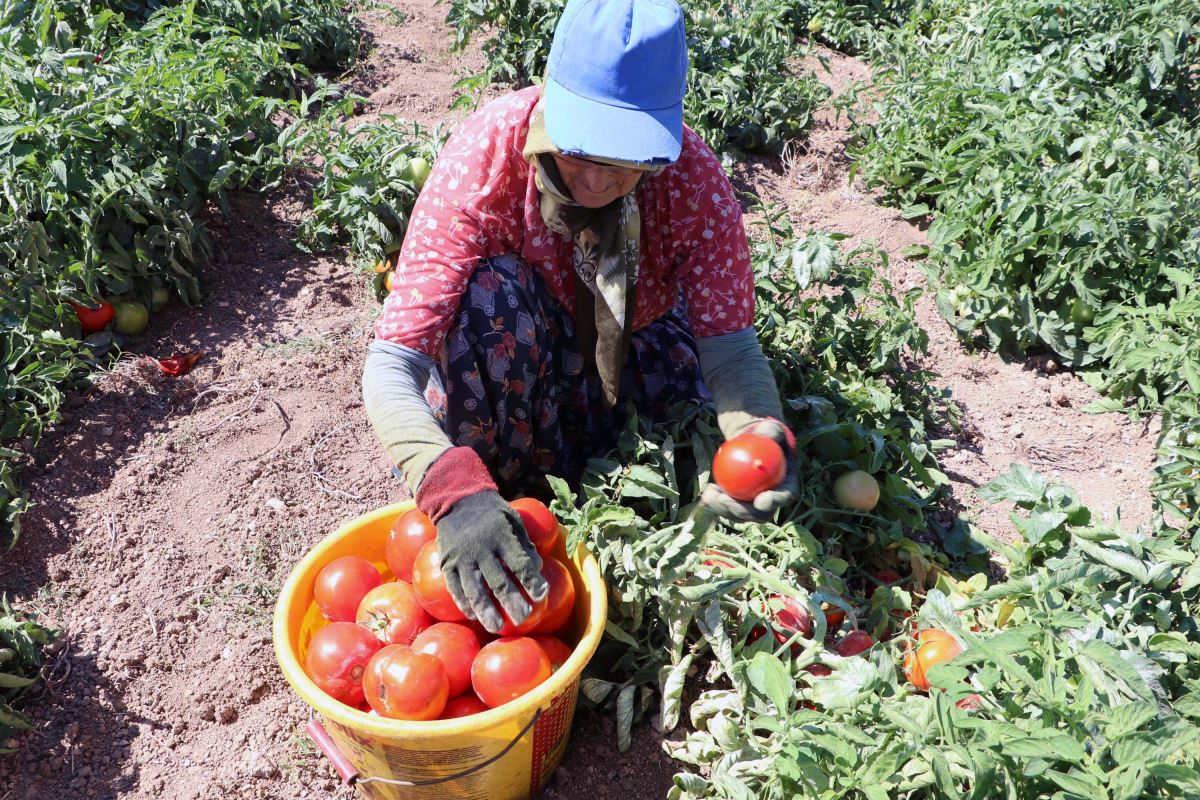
[306, 708, 543, 787]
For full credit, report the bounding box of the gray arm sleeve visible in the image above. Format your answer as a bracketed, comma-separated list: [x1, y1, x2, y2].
[696, 326, 784, 439]
[362, 340, 453, 492]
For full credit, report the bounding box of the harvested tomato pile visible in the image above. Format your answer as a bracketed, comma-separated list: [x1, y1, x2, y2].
[303, 500, 577, 721]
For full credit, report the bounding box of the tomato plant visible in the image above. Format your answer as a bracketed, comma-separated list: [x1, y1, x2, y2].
[510, 497, 561, 559]
[532, 558, 575, 635]
[411, 622, 480, 698]
[411, 541, 467, 622]
[314, 556, 383, 623]
[356, 581, 432, 646]
[471, 636, 551, 708]
[305, 622, 381, 708]
[712, 433, 786, 501]
[363, 645, 449, 720]
[531, 634, 572, 671]
[386, 509, 437, 582]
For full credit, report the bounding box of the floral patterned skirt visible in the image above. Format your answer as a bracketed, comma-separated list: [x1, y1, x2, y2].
[420, 254, 709, 499]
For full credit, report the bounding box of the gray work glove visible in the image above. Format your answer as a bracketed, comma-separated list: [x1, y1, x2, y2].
[700, 419, 799, 523]
[436, 490, 549, 633]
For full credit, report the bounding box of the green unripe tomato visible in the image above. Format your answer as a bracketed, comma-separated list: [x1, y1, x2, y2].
[806, 17, 824, 33]
[150, 286, 171, 313]
[1068, 298, 1096, 325]
[113, 301, 149, 335]
[404, 157, 432, 191]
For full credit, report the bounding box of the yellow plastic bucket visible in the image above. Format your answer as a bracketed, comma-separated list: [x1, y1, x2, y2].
[273, 502, 607, 799]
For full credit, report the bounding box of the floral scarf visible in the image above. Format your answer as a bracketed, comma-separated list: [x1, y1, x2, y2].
[522, 106, 658, 408]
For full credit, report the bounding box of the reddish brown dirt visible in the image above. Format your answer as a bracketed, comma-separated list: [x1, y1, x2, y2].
[0, 5, 1159, 800]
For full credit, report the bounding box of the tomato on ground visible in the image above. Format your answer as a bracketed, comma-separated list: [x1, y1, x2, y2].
[823, 605, 847, 633]
[532, 558, 575, 634]
[412, 541, 467, 622]
[531, 635, 573, 671]
[72, 300, 115, 334]
[471, 637, 552, 708]
[834, 630, 874, 657]
[412, 622, 481, 698]
[770, 596, 812, 647]
[386, 509, 437, 582]
[305, 622, 382, 707]
[866, 570, 903, 597]
[904, 629, 964, 692]
[363, 645, 449, 720]
[833, 470, 880, 511]
[712, 433, 786, 501]
[314, 556, 383, 623]
[356, 581, 433, 646]
[440, 693, 488, 719]
[509, 497, 562, 559]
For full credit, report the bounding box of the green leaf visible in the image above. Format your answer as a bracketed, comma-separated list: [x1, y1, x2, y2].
[745, 652, 793, 715]
[977, 464, 1048, 506]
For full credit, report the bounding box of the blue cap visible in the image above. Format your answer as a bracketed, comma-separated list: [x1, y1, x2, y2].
[543, 0, 688, 164]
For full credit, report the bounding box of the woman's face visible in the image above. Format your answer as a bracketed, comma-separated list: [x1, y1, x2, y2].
[551, 154, 644, 208]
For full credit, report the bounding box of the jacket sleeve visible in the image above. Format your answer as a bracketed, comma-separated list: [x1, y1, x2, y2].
[696, 326, 783, 439]
[362, 340, 453, 492]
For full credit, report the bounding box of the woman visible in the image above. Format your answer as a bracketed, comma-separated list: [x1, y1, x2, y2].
[363, 0, 797, 633]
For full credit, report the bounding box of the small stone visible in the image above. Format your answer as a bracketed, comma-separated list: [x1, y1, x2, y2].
[109, 596, 129, 611]
[1009, 425, 1024, 439]
[217, 706, 238, 725]
[99, 426, 114, 437]
[265, 498, 286, 512]
[199, 704, 216, 722]
[50, 566, 70, 582]
[121, 650, 145, 666]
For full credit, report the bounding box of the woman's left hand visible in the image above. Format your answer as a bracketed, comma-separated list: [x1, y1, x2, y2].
[700, 419, 799, 522]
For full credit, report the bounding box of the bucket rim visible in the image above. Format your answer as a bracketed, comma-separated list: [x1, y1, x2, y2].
[272, 501, 607, 738]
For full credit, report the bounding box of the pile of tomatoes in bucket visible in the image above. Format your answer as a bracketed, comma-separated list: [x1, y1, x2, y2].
[304, 499, 576, 721]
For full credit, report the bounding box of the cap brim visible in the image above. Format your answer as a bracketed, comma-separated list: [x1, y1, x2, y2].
[543, 78, 682, 165]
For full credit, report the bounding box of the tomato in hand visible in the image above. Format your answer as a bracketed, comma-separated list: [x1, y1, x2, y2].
[72, 300, 115, 334]
[532, 558, 575, 634]
[412, 622, 481, 698]
[531, 635, 573, 671]
[314, 556, 383, 623]
[904, 629, 963, 692]
[412, 541, 467, 622]
[357, 581, 433, 646]
[510, 497, 562, 559]
[471, 637, 552, 708]
[305, 622, 382, 707]
[440, 693, 488, 719]
[712, 433, 786, 501]
[363, 645, 449, 720]
[496, 592, 547, 637]
[386, 509, 437, 582]
[833, 630, 874, 657]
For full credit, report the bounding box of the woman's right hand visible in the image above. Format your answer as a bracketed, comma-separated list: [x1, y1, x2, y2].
[434, 490, 549, 633]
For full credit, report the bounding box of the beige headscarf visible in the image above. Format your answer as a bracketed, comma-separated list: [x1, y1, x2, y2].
[522, 106, 660, 409]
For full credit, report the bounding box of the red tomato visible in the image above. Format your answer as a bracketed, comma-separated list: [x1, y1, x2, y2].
[806, 664, 832, 677]
[386, 509, 437, 582]
[823, 605, 847, 633]
[412, 541, 466, 622]
[305, 622, 381, 707]
[532, 558, 576, 634]
[770, 596, 812, 646]
[357, 581, 433, 646]
[956, 693, 982, 711]
[72, 300, 115, 334]
[866, 570, 903, 598]
[712, 433, 786, 501]
[314, 556, 383, 623]
[833, 630, 874, 657]
[531, 635, 573, 671]
[471, 637, 552, 708]
[363, 645, 449, 720]
[701, 549, 735, 570]
[904, 629, 964, 692]
[440, 693, 489, 719]
[510, 497, 562, 559]
[412, 622, 481, 698]
[496, 589, 548, 637]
